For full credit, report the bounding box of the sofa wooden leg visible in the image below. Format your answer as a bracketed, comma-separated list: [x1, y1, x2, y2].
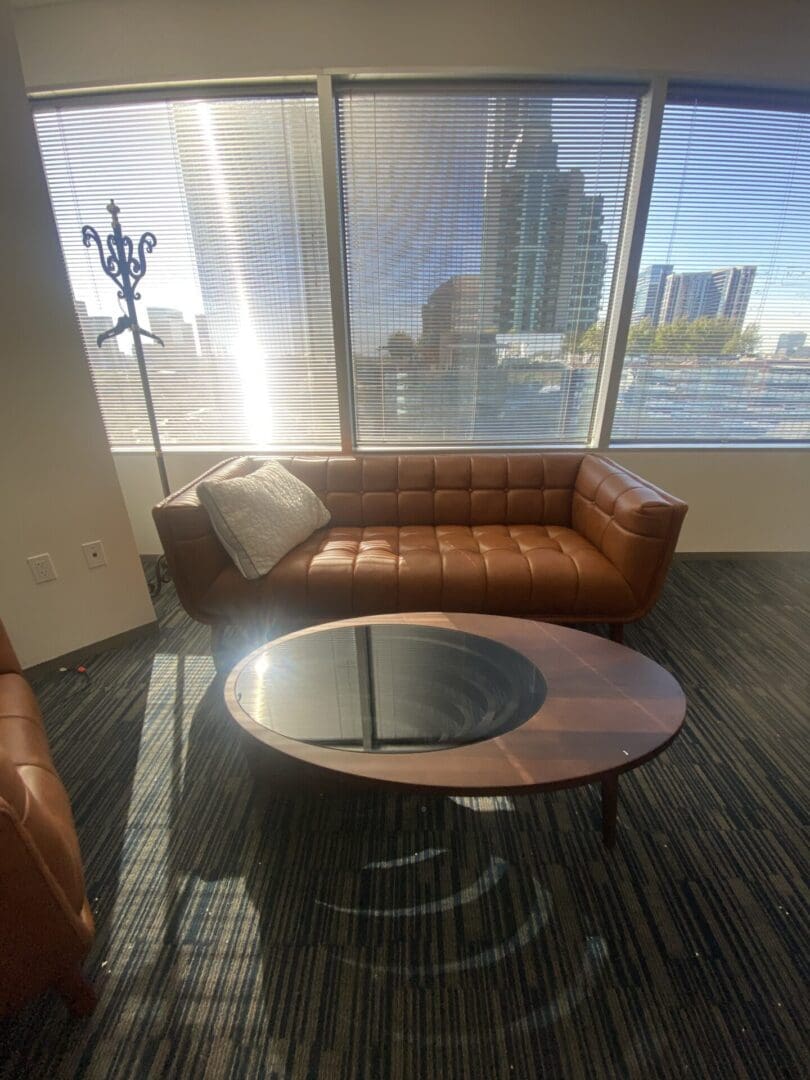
[608, 623, 624, 644]
[56, 967, 97, 1017]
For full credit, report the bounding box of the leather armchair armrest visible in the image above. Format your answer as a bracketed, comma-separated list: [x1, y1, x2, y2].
[0, 621, 22, 676]
[572, 455, 688, 617]
[152, 456, 263, 623]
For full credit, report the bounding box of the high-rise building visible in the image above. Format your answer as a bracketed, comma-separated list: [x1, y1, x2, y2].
[195, 314, 213, 359]
[659, 272, 713, 324]
[171, 99, 329, 364]
[659, 266, 756, 325]
[631, 264, 673, 325]
[709, 266, 756, 324]
[421, 276, 495, 370]
[480, 119, 607, 337]
[147, 308, 197, 356]
[776, 332, 807, 356]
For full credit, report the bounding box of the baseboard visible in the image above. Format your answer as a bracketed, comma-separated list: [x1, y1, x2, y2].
[23, 620, 159, 677]
[675, 551, 808, 560]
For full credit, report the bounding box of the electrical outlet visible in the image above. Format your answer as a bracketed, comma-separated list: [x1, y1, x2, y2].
[82, 540, 107, 569]
[28, 553, 57, 584]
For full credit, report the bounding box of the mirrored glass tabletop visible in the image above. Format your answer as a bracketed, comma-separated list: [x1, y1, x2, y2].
[233, 624, 547, 753]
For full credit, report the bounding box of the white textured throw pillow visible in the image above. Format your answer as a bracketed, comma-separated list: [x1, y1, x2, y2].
[197, 461, 330, 580]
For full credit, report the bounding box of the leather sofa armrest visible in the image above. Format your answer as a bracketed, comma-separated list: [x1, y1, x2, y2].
[1, 792, 94, 1015]
[0, 621, 22, 676]
[152, 456, 263, 624]
[572, 455, 688, 616]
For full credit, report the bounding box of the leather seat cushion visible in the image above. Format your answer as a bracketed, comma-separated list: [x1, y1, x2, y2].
[204, 524, 638, 623]
[0, 675, 85, 915]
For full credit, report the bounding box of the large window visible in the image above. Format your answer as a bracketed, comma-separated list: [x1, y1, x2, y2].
[34, 81, 810, 452]
[337, 84, 640, 447]
[35, 94, 341, 450]
[612, 88, 810, 444]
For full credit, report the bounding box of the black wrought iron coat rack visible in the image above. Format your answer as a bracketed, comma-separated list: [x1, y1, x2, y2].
[82, 200, 171, 595]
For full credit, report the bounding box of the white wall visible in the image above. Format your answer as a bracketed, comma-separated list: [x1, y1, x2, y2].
[118, 449, 810, 556]
[610, 451, 809, 553]
[12, 0, 810, 90]
[12, 0, 810, 560]
[0, 0, 155, 668]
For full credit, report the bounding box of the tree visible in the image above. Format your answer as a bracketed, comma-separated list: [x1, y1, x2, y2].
[385, 331, 417, 363]
[627, 318, 656, 353]
[651, 318, 709, 357]
[569, 315, 761, 360]
[568, 321, 605, 357]
[651, 317, 760, 358]
[721, 323, 760, 355]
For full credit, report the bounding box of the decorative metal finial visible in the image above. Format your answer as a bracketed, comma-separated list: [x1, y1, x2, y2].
[82, 203, 157, 302]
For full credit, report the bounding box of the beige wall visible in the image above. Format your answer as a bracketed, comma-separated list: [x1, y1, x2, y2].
[609, 451, 809, 552]
[12, 0, 810, 90]
[0, 0, 155, 668]
[11, 0, 810, 562]
[117, 450, 810, 556]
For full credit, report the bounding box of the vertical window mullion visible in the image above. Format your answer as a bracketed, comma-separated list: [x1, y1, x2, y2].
[592, 76, 668, 448]
[317, 74, 356, 453]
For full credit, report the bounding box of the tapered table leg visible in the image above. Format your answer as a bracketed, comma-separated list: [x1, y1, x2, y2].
[601, 773, 619, 849]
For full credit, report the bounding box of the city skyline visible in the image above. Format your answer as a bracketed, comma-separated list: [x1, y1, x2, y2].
[36, 91, 810, 446]
[340, 90, 634, 371]
[632, 264, 756, 328]
[42, 95, 809, 360]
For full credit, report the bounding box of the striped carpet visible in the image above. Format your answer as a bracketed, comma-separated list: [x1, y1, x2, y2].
[1, 556, 808, 1079]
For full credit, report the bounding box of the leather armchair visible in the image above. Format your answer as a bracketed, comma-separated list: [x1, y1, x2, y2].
[0, 619, 96, 1016]
[154, 452, 687, 664]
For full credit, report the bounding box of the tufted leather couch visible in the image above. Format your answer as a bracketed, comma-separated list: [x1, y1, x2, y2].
[0, 620, 96, 1016]
[154, 453, 687, 661]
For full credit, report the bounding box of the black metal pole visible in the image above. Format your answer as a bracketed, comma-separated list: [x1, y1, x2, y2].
[81, 200, 172, 594]
[108, 207, 171, 499]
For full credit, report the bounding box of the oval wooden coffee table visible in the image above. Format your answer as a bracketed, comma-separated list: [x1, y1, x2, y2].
[224, 613, 686, 847]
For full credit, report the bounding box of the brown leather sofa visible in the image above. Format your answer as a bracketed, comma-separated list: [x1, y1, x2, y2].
[154, 453, 687, 664]
[0, 620, 96, 1017]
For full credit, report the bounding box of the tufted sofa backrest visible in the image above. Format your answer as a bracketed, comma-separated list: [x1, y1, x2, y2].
[153, 452, 688, 626]
[272, 453, 586, 528]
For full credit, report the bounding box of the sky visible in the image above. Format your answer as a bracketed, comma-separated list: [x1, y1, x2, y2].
[35, 91, 810, 357]
[640, 103, 810, 345]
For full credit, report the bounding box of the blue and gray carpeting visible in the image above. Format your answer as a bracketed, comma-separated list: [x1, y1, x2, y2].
[1, 556, 808, 1078]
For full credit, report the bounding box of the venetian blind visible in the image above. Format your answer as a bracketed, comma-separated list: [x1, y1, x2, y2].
[35, 94, 341, 451]
[612, 87, 810, 444]
[336, 83, 640, 448]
